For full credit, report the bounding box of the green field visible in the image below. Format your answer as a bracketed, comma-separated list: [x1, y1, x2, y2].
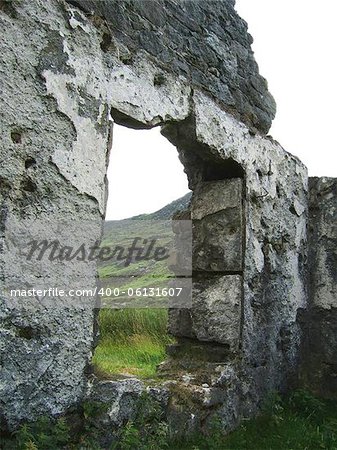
[93, 308, 174, 378]
[93, 216, 178, 378]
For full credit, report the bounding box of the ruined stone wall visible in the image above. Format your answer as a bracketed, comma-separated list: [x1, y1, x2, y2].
[0, 0, 108, 429]
[0, 0, 191, 429]
[68, 0, 276, 134]
[0, 0, 334, 441]
[163, 97, 307, 426]
[300, 178, 337, 398]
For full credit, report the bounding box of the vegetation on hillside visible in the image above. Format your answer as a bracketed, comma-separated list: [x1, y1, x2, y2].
[93, 196, 190, 378]
[98, 219, 175, 308]
[93, 308, 173, 378]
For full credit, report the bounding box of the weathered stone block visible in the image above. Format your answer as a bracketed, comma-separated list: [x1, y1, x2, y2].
[308, 177, 337, 310]
[191, 275, 242, 350]
[300, 177, 337, 398]
[169, 275, 242, 350]
[191, 179, 243, 272]
[69, 0, 276, 134]
[168, 308, 194, 339]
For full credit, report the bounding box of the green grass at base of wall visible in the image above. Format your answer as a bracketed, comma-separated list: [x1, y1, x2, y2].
[2, 390, 336, 449]
[119, 390, 337, 450]
[93, 335, 168, 378]
[93, 308, 174, 378]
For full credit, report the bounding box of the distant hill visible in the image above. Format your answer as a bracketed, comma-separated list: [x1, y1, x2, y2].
[100, 192, 192, 307]
[103, 191, 192, 235]
[131, 191, 192, 220]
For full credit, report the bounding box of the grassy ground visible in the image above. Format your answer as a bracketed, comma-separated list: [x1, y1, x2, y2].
[92, 308, 174, 378]
[93, 218, 178, 377]
[181, 391, 337, 450]
[118, 390, 337, 450]
[3, 389, 337, 449]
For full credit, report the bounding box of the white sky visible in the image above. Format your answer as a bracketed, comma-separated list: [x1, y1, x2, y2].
[106, 125, 189, 219]
[235, 0, 337, 175]
[106, 0, 337, 220]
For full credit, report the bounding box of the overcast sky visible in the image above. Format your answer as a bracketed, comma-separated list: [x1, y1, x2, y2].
[106, 125, 189, 220]
[106, 0, 337, 220]
[235, 0, 337, 176]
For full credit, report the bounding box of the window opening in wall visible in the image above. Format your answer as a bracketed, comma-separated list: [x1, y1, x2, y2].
[93, 124, 190, 379]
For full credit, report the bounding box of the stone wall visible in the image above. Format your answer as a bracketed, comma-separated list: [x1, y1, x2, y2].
[67, 0, 276, 134]
[163, 95, 308, 425]
[0, 0, 335, 441]
[0, 0, 107, 429]
[299, 177, 337, 398]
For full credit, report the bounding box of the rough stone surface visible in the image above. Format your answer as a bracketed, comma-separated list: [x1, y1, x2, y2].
[66, 0, 276, 134]
[164, 91, 308, 411]
[307, 178, 337, 310]
[168, 275, 242, 349]
[0, 0, 106, 428]
[84, 378, 147, 448]
[0, 0, 189, 428]
[84, 376, 234, 448]
[299, 177, 337, 398]
[191, 179, 243, 272]
[192, 275, 242, 348]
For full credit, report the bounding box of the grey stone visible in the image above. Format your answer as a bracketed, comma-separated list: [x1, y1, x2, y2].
[88, 378, 144, 426]
[299, 177, 337, 398]
[168, 308, 194, 339]
[0, 0, 189, 428]
[308, 177, 337, 310]
[85, 378, 170, 448]
[165, 90, 308, 419]
[191, 179, 243, 272]
[66, 0, 276, 134]
[191, 275, 242, 349]
[168, 275, 242, 350]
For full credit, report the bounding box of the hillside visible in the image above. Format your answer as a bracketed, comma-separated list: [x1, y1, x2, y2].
[131, 191, 192, 220]
[99, 192, 192, 307]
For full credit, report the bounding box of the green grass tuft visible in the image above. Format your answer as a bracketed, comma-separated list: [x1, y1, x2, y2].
[93, 308, 174, 378]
